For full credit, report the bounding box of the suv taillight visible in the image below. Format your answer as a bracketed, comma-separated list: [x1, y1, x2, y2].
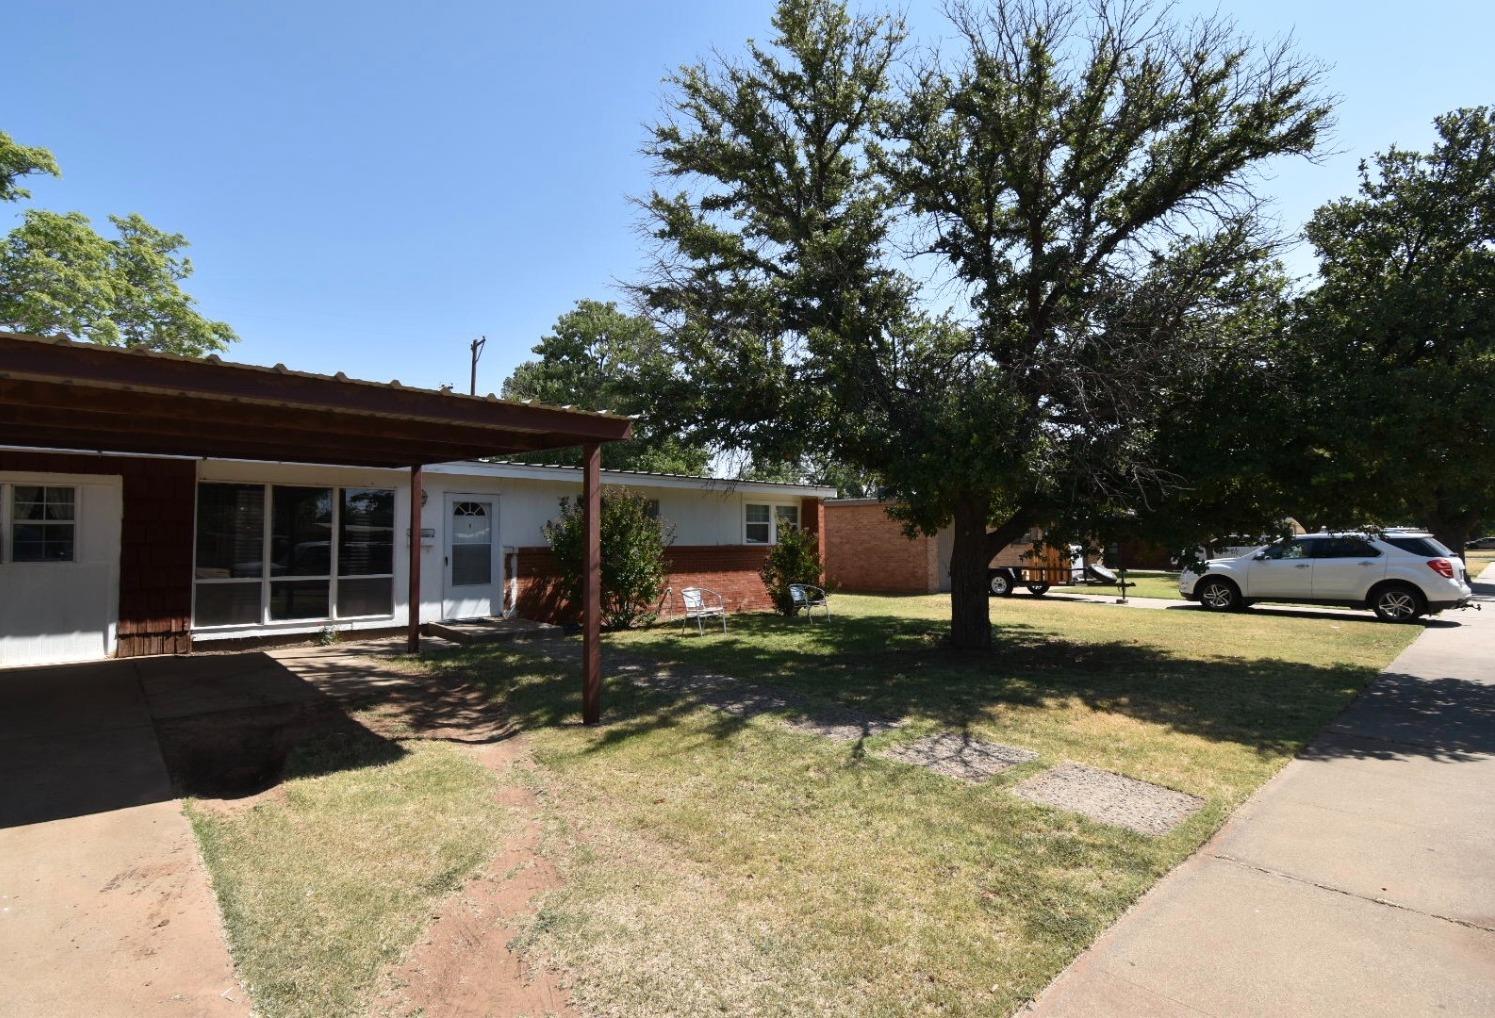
[1427, 558, 1456, 579]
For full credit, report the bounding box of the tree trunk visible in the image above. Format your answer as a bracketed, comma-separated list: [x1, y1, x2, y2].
[948, 496, 993, 651]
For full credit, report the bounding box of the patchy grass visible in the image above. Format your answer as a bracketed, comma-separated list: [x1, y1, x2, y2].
[187, 733, 510, 1018]
[422, 593, 1415, 1017]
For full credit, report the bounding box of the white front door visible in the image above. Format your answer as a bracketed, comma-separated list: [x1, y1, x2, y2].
[0, 474, 123, 667]
[442, 494, 499, 620]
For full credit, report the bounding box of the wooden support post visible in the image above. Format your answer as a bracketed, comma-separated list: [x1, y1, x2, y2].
[582, 442, 602, 725]
[408, 465, 423, 654]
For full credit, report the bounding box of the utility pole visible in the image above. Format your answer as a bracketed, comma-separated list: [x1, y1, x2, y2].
[468, 335, 487, 395]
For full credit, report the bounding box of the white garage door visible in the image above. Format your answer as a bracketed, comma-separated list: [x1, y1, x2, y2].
[0, 473, 123, 668]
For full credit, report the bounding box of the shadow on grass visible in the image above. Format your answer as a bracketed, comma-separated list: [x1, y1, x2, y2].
[402, 606, 1466, 767]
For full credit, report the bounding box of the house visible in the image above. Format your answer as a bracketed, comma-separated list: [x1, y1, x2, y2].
[0, 333, 832, 672]
[822, 499, 1066, 593]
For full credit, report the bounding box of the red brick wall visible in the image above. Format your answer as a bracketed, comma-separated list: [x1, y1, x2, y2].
[0, 451, 195, 656]
[823, 501, 939, 593]
[513, 544, 775, 623]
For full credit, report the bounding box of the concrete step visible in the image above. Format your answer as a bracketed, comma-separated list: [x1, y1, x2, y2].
[422, 618, 566, 646]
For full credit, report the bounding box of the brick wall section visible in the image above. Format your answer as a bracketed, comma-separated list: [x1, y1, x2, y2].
[513, 544, 776, 623]
[823, 501, 939, 594]
[0, 451, 195, 656]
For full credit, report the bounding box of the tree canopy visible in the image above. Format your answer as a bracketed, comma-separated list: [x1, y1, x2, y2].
[502, 299, 711, 474]
[0, 129, 234, 356]
[639, 0, 1332, 646]
[1292, 107, 1495, 552]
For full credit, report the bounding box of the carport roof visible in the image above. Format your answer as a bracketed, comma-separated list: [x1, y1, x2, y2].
[0, 331, 633, 467]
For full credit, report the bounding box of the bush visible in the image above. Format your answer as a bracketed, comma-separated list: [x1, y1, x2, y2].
[760, 527, 823, 616]
[545, 488, 674, 629]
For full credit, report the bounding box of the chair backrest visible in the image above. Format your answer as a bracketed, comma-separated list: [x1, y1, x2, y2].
[789, 584, 807, 604]
[682, 586, 705, 611]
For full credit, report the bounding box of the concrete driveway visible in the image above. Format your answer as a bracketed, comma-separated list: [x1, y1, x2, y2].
[0, 657, 250, 1016]
[0, 641, 436, 1017]
[1026, 568, 1495, 1017]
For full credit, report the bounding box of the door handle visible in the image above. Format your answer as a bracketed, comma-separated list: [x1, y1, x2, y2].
[1294, 563, 1310, 569]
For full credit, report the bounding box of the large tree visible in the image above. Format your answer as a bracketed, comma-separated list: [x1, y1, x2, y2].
[0, 130, 235, 356]
[640, 0, 1331, 647]
[1294, 107, 1495, 554]
[502, 299, 712, 473]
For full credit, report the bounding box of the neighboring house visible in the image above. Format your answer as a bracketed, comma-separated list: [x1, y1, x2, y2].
[0, 451, 831, 668]
[822, 499, 1067, 594]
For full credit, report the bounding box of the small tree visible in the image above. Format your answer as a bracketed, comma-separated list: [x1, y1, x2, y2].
[544, 488, 673, 629]
[760, 528, 824, 615]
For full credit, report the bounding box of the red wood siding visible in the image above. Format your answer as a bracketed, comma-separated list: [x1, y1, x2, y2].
[0, 451, 195, 656]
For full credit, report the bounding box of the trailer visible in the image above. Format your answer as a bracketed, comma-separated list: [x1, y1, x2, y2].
[986, 559, 1123, 597]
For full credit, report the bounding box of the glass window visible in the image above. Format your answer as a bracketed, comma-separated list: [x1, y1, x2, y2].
[194, 582, 262, 627]
[1384, 536, 1450, 557]
[11, 485, 76, 562]
[1314, 537, 1381, 559]
[1261, 539, 1312, 560]
[339, 488, 394, 576]
[775, 505, 800, 536]
[194, 482, 396, 628]
[745, 503, 771, 544]
[270, 579, 330, 621]
[337, 576, 394, 618]
[450, 501, 492, 586]
[195, 484, 264, 578]
[270, 486, 332, 577]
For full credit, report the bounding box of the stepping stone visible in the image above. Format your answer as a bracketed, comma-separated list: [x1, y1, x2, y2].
[879, 732, 1038, 781]
[1013, 763, 1203, 836]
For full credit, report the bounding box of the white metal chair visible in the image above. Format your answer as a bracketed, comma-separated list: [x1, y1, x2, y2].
[679, 586, 728, 634]
[789, 583, 830, 620]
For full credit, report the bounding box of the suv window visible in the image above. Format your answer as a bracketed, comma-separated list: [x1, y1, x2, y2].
[1260, 539, 1313, 560]
[1314, 537, 1381, 559]
[1384, 536, 1453, 557]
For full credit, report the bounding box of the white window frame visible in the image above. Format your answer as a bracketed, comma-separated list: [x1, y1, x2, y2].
[191, 482, 397, 630]
[2, 482, 79, 564]
[744, 501, 800, 545]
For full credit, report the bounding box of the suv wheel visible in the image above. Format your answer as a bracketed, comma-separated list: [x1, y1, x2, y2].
[1197, 577, 1240, 611]
[1372, 584, 1425, 623]
[989, 571, 1014, 597]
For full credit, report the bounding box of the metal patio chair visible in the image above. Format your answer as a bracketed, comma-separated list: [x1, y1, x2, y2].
[789, 583, 831, 620]
[679, 586, 728, 634]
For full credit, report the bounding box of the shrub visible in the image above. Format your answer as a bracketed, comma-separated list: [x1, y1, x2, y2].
[545, 488, 674, 629]
[760, 527, 823, 616]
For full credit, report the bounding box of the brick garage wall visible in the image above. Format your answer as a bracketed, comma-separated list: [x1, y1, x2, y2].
[823, 501, 938, 594]
[0, 451, 195, 656]
[513, 544, 775, 623]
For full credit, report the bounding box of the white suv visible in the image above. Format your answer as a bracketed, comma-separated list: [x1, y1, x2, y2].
[1180, 532, 1472, 622]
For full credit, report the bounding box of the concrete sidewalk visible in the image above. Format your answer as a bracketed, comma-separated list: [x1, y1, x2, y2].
[1025, 567, 1495, 1017]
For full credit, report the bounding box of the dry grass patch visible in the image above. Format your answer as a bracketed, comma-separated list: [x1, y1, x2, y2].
[187, 732, 511, 1018]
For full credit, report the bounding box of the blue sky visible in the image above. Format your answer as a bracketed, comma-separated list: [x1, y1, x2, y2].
[8, 1, 1492, 394]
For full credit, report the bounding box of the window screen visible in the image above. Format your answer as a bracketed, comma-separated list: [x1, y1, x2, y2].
[745, 504, 771, 544]
[775, 505, 800, 535]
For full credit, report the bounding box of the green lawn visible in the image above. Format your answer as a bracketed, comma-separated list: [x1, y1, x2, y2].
[417, 593, 1415, 1018]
